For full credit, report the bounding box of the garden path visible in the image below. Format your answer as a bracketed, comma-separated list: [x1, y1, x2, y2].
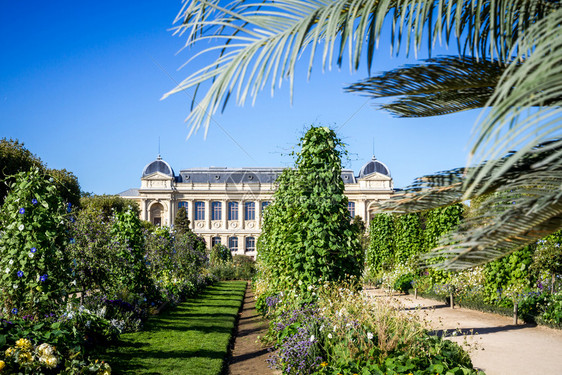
[366, 288, 562, 375]
[227, 283, 277, 375]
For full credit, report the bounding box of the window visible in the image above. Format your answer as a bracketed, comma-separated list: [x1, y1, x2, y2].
[195, 201, 205, 221]
[211, 236, 221, 247]
[177, 201, 188, 209]
[245, 237, 256, 252]
[228, 202, 239, 221]
[229, 237, 238, 252]
[244, 202, 255, 220]
[211, 201, 222, 221]
[261, 201, 270, 213]
[347, 202, 355, 218]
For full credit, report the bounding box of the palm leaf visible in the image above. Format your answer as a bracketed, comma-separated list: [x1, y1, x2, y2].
[166, 0, 550, 135]
[345, 57, 504, 117]
[465, 7, 562, 200]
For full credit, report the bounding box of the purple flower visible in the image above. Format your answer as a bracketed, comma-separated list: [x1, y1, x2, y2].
[40, 274, 48, 282]
[17, 271, 24, 278]
[32, 198, 38, 205]
[19, 207, 25, 214]
[11, 308, 18, 315]
[30, 247, 37, 253]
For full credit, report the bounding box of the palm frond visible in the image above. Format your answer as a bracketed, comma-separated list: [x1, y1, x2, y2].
[465, 7, 562, 199]
[166, 0, 552, 135]
[345, 57, 503, 117]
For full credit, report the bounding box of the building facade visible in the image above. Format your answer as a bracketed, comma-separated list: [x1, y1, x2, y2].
[119, 156, 394, 258]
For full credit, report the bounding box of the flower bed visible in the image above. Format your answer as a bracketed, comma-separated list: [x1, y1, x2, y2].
[259, 283, 484, 375]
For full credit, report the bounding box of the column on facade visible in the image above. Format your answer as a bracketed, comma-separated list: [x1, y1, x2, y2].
[239, 199, 244, 229]
[256, 199, 261, 227]
[189, 199, 195, 230]
[168, 196, 174, 227]
[205, 199, 211, 230]
[221, 199, 227, 230]
[141, 199, 148, 221]
[240, 234, 246, 254]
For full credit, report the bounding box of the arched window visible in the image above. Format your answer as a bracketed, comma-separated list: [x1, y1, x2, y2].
[347, 202, 355, 218]
[211, 236, 221, 247]
[229, 237, 238, 252]
[228, 202, 239, 220]
[244, 202, 255, 220]
[195, 201, 205, 221]
[211, 201, 222, 221]
[245, 237, 256, 252]
[150, 203, 164, 226]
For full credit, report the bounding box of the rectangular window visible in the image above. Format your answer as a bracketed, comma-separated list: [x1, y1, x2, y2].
[245, 236, 255, 252]
[177, 201, 188, 209]
[211, 201, 222, 221]
[229, 237, 238, 252]
[228, 202, 239, 221]
[195, 201, 205, 221]
[244, 202, 255, 220]
[347, 202, 355, 218]
[211, 236, 221, 247]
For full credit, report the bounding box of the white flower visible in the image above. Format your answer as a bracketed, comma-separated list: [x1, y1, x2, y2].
[28, 253, 34, 258]
[328, 333, 333, 339]
[298, 280, 303, 286]
[333, 325, 337, 332]
[13, 284, 18, 289]
[5, 268, 10, 274]
[18, 224, 24, 231]
[367, 332, 374, 340]
[309, 335, 315, 342]
[8, 259, 13, 265]
[307, 285, 313, 291]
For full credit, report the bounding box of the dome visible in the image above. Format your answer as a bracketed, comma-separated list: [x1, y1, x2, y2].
[359, 156, 390, 178]
[142, 156, 174, 177]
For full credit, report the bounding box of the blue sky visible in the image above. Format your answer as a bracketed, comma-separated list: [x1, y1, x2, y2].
[1, 1, 480, 194]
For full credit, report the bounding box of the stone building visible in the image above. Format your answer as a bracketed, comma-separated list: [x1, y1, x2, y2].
[119, 155, 393, 258]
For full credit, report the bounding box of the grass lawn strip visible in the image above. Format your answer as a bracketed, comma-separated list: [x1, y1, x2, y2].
[104, 281, 246, 375]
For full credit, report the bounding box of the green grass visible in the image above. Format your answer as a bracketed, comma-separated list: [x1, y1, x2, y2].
[103, 281, 246, 375]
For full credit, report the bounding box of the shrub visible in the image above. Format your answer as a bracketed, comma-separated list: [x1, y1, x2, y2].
[258, 126, 362, 295]
[67, 208, 131, 297]
[0, 169, 71, 317]
[393, 273, 414, 294]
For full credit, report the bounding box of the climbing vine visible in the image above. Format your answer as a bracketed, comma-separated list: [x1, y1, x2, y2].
[258, 126, 362, 294]
[366, 213, 395, 272]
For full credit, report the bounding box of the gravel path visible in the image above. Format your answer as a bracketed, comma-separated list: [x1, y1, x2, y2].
[366, 288, 562, 375]
[228, 283, 276, 375]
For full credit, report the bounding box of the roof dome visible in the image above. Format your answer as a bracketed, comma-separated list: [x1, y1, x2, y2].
[359, 156, 390, 178]
[142, 156, 174, 177]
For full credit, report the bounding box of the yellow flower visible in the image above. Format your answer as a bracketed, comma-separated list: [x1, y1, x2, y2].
[44, 356, 58, 369]
[4, 347, 14, 357]
[320, 362, 328, 367]
[16, 338, 32, 350]
[18, 351, 32, 364]
[0, 360, 5, 371]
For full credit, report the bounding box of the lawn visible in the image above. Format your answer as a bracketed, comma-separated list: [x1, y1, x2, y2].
[103, 281, 247, 375]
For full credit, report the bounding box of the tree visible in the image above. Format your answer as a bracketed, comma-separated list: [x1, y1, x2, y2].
[168, 0, 562, 269]
[174, 206, 191, 234]
[47, 168, 81, 209]
[0, 138, 43, 204]
[0, 138, 81, 208]
[258, 126, 362, 292]
[80, 194, 140, 220]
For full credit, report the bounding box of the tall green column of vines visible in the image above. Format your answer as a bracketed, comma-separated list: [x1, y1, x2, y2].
[258, 126, 362, 293]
